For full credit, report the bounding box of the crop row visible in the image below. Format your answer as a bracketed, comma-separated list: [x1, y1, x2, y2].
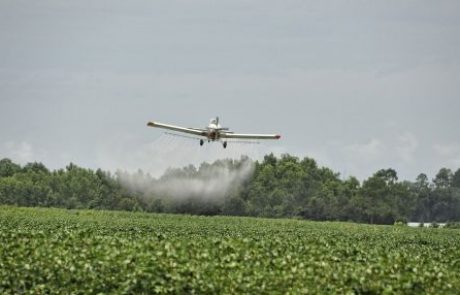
[1, 206, 459, 294]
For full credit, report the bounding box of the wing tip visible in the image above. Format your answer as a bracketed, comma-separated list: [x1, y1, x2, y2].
[147, 121, 156, 127]
[275, 134, 281, 139]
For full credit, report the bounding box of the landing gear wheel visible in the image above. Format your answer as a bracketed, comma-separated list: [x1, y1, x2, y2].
[223, 141, 227, 149]
[200, 139, 204, 146]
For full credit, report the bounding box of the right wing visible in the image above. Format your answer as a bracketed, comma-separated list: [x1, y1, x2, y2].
[221, 133, 281, 140]
[147, 121, 206, 137]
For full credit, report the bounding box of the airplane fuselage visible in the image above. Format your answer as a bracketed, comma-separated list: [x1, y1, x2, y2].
[206, 129, 219, 141]
[204, 118, 226, 141]
[205, 126, 224, 141]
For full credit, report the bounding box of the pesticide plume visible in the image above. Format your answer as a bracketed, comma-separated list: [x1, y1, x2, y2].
[117, 156, 255, 203]
[156, 158, 254, 200]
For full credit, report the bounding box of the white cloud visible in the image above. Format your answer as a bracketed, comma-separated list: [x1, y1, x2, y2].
[433, 143, 460, 168]
[396, 132, 418, 163]
[345, 138, 384, 158]
[334, 133, 420, 180]
[1, 141, 35, 164]
[433, 143, 460, 157]
[332, 138, 386, 180]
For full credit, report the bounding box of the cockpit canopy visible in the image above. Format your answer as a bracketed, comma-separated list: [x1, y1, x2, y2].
[208, 117, 221, 129]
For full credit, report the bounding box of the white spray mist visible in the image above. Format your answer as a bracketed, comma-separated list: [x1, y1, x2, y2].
[117, 157, 255, 202]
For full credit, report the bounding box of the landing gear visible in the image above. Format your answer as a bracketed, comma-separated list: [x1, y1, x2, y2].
[200, 139, 204, 146]
[223, 141, 227, 149]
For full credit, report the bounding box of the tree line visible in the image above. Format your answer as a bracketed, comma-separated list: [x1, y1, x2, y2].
[1, 155, 460, 224]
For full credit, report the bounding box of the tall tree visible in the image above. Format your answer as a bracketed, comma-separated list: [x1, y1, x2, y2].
[0, 158, 21, 178]
[433, 168, 452, 189]
[452, 168, 460, 189]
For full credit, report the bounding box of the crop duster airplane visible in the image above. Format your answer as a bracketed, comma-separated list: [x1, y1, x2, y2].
[147, 117, 281, 148]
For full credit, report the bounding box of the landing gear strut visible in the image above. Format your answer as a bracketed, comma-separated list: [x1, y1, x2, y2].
[223, 141, 227, 149]
[200, 139, 204, 146]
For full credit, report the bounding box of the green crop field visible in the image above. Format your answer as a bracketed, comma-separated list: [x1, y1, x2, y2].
[1, 206, 459, 294]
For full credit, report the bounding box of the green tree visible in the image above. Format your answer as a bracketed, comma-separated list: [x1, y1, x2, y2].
[433, 168, 452, 189]
[360, 169, 401, 224]
[452, 168, 460, 189]
[411, 173, 433, 222]
[431, 168, 458, 221]
[0, 158, 21, 178]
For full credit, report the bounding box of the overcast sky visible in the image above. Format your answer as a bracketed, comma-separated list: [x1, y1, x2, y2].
[1, 0, 459, 180]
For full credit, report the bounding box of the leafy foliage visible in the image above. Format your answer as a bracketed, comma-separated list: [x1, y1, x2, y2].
[1, 156, 460, 224]
[1, 206, 460, 294]
[0, 161, 140, 212]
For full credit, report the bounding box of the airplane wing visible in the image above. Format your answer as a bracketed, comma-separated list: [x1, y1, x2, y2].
[147, 121, 206, 137]
[221, 133, 281, 140]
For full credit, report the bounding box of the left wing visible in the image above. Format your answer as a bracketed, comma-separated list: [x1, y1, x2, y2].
[221, 133, 281, 140]
[147, 121, 206, 137]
